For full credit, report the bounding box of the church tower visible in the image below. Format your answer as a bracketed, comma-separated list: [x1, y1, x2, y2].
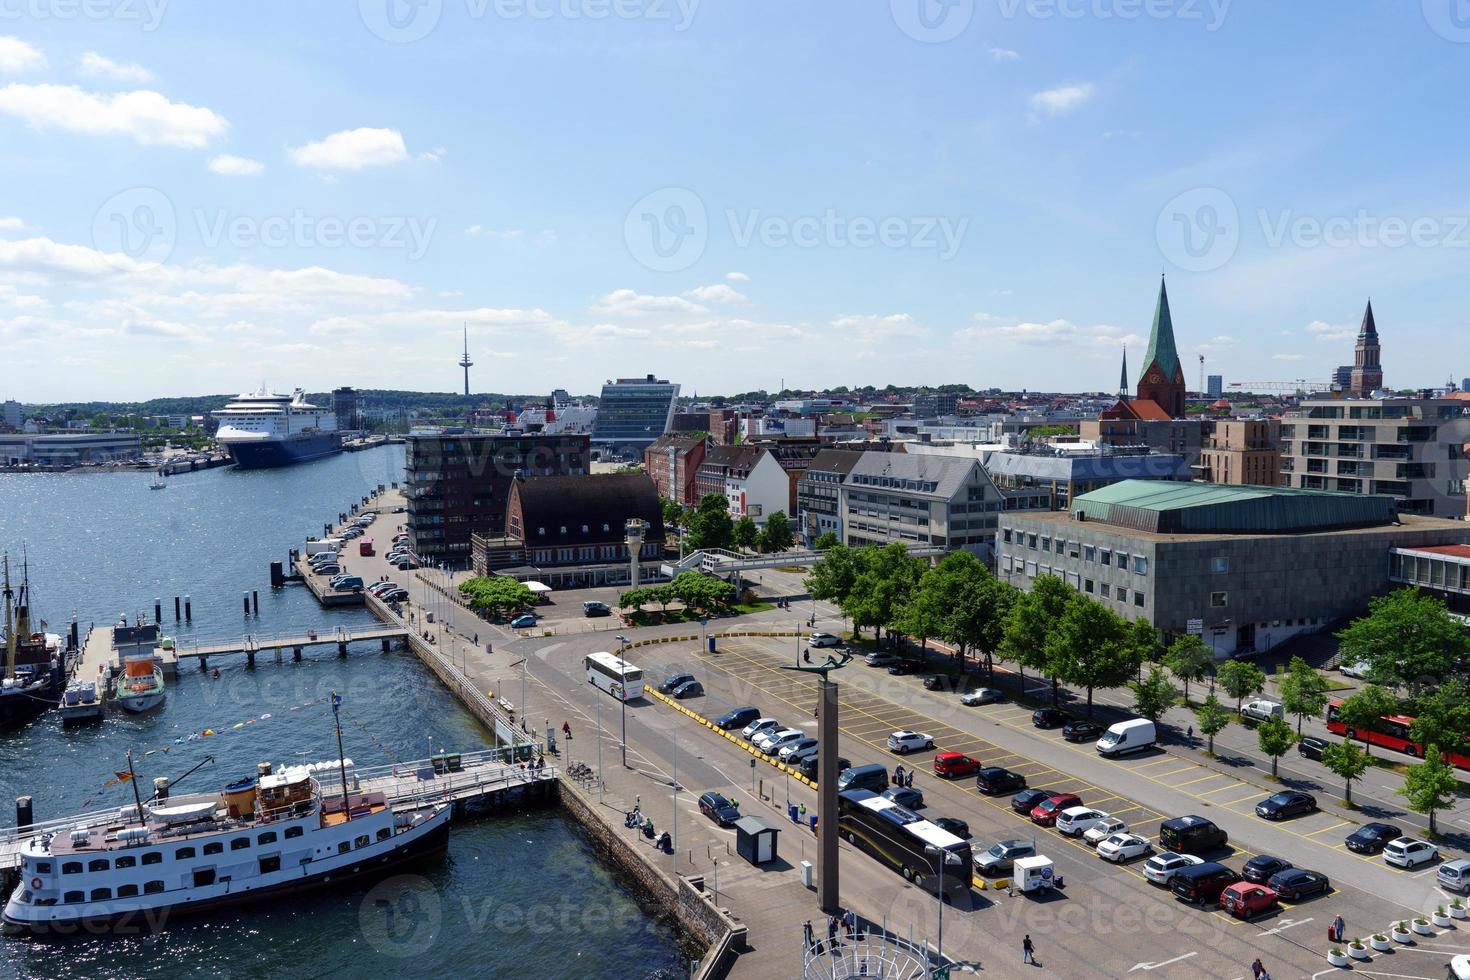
[1349, 300, 1383, 396]
[1136, 277, 1187, 418]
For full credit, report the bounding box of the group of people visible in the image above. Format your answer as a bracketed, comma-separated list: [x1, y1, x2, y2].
[802, 908, 861, 953]
[891, 765, 915, 788]
[622, 797, 672, 851]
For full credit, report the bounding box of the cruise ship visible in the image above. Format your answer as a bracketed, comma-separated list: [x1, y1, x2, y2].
[213, 388, 342, 468]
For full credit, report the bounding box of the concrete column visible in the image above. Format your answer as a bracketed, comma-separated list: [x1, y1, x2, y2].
[818, 676, 839, 913]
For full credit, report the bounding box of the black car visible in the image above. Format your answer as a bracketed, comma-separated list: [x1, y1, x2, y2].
[976, 766, 1027, 795]
[1255, 791, 1316, 821]
[671, 680, 704, 700]
[583, 600, 612, 617]
[932, 817, 971, 840]
[1032, 707, 1070, 729]
[799, 754, 850, 780]
[1062, 719, 1103, 743]
[715, 706, 761, 731]
[1344, 822, 1402, 854]
[698, 791, 741, 826]
[922, 675, 950, 692]
[1297, 735, 1329, 761]
[1267, 868, 1331, 901]
[1011, 788, 1051, 815]
[658, 673, 696, 695]
[887, 660, 921, 676]
[1242, 854, 1293, 884]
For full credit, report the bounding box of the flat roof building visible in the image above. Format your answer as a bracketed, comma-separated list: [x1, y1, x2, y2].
[0, 432, 142, 467]
[843, 451, 1004, 560]
[590, 375, 679, 459]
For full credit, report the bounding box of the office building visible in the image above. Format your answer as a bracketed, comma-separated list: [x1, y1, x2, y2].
[0, 432, 143, 466]
[841, 452, 1004, 560]
[1195, 419, 1283, 486]
[331, 387, 362, 433]
[1206, 375, 1223, 399]
[984, 447, 1190, 510]
[912, 391, 960, 418]
[797, 449, 864, 544]
[403, 430, 589, 567]
[3, 400, 21, 430]
[590, 375, 679, 459]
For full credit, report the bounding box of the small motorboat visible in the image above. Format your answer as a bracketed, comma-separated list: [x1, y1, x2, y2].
[114, 654, 165, 713]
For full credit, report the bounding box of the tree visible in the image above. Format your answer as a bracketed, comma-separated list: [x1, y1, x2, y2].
[999, 575, 1075, 705]
[659, 497, 685, 531]
[844, 544, 925, 644]
[1321, 739, 1370, 805]
[617, 586, 654, 613]
[1336, 587, 1470, 687]
[670, 571, 737, 615]
[1130, 665, 1178, 723]
[898, 563, 950, 652]
[732, 515, 759, 551]
[806, 544, 860, 607]
[812, 531, 840, 551]
[457, 576, 536, 618]
[1050, 597, 1135, 716]
[1279, 656, 1330, 736]
[1124, 618, 1163, 669]
[1164, 635, 1213, 704]
[757, 511, 793, 553]
[651, 583, 677, 613]
[1216, 660, 1266, 714]
[1400, 747, 1459, 834]
[921, 552, 1007, 672]
[1195, 696, 1230, 756]
[1409, 679, 1470, 759]
[1336, 684, 1397, 757]
[683, 493, 734, 551]
[1256, 717, 1296, 778]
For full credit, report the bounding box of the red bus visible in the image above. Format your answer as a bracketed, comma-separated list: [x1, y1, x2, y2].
[1325, 699, 1470, 770]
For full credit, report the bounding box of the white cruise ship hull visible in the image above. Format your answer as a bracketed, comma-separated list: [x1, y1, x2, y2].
[223, 431, 343, 469]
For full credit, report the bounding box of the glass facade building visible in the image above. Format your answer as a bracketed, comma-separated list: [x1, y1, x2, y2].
[590, 375, 679, 458]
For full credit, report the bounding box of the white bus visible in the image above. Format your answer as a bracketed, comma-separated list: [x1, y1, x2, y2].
[585, 652, 644, 701]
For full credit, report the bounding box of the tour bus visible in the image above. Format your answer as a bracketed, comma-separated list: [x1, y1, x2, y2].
[585, 651, 645, 701]
[837, 789, 973, 895]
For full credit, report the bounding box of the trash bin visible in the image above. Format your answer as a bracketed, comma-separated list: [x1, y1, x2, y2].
[808, 814, 818, 833]
[708, 636, 717, 653]
[788, 804, 799, 823]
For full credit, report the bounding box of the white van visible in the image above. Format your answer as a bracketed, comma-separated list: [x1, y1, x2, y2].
[305, 538, 343, 556]
[1096, 719, 1157, 757]
[1240, 699, 1284, 722]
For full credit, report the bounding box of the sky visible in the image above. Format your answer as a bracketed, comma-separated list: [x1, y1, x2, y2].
[1, 1, 1468, 402]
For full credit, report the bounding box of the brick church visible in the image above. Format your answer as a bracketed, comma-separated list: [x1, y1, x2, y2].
[1101, 277, 1188, 422]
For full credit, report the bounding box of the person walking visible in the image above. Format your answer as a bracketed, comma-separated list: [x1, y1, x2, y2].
[563, 721, 572, 741]
[827, 914, 839, 948]
[843, 908, 856, 938]
[1250, 957, 1264, 979]
[893, 764, 904, 787]
[802, 920, 814, 950]
[1331, 914, 1345, 943]
[1022, 935, 1034, 964]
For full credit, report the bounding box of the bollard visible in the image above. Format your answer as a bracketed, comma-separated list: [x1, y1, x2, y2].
[154, 598, 162, 624]
[243, 592, 250, 616]
[252, 591, 259, 616]
[174, 596, 180, 620]
[16, 796, 32, 830]
[184, 595, 192, 620]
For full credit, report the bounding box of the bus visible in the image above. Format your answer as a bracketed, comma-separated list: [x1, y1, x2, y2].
[585, 652, 644, 702]
[837, 789, 973, 895]
[1325, 699, 1470, 770]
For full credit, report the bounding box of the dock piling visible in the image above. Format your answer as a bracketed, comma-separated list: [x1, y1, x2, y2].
[252, 590, 259, 616]
[199, 655, 207, 672]
[381, 638, 390, 652]
[184, 595, 192, 620]
[246, 649, 255, 668]
[338, 641, 347, 658]
[154, 598, 162, 624]
[242, 592, 249, 616]
[293, 646, 302, 661]
[174, 596, 180, 620]
[16, 796, 32, 831]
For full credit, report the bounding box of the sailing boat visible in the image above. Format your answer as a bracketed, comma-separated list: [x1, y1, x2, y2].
[148, 469, 167, 490]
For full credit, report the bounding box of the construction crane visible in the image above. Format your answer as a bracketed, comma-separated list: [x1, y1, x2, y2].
[1228, 379, 1320, 395]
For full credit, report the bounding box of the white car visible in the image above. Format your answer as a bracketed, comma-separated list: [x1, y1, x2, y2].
[1096, 833, 1151, 863]
[1055, 807, 1110, 838]
[1384, 837, 1439, 869]
[757, 728, 804, 754]
[1083, 816, 1129, 846]
[741, 717, 779, 741]
[1450, 954, 1470, 980]
[809, 632, 841, 648]
[778, 737, 818, 762]
[1240, 699, 1283, 722]
[960, 688, 1004, 706]
[1143, 851, 1203, 885]
[1339, 660, 1371, 679]
[887, 731, 934, 754]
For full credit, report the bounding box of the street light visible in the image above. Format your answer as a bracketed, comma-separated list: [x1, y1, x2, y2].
[923, 844, 962, 973]
[616, 633, 629, 768]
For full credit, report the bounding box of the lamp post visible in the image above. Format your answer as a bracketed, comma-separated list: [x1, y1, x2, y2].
[780, 648, 851, 914]
[510, 657, 527, 721]
[596, 693, 603, 797]
[616, 633, 629, 768]
[923, 845, 959, 973]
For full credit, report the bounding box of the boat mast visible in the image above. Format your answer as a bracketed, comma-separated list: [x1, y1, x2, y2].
[126, 749, 145, 822]
[10, 555, 29, 681]
[2, 556, 13, 681]
[330, 691, 351, 822]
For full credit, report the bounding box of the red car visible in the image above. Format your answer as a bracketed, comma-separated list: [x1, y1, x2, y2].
[932, 752, 982, 779]
[1219, 882, 1278, 919]
[1030, 793, 1082, 827]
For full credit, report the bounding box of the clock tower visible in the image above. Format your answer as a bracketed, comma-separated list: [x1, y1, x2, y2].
[1136, 277, 1187, 418]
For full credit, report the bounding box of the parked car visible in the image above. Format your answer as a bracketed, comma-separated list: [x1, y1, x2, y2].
[1240, 699, 1284, 722]
[778, 737, 818, 762]
[1297, 735, 1329, 761]
[864, 652, 902, 668]
[1242, 855, 1292, 884]
[932, 817, 970, 840]
[881, 786, 924, 809]
[368, 582, 398, 596]
[1143, 852, 1202, 886]
[1339, 660, 1371, 678]
[1083, 817, 1129, 846]
[1439, 859, 1470, 895]
[1032, 707, 1069, 729]
[976, 767, 1026, 795]
[1255, 791, 1316, 821]
[974, 838, 1035, 875]
[886, 731, 934, 754]
[1384, 837, 1440, 869]
[1170, 862, 1241, 907]
[932, 752, 982, 779]
[809, 632, 841, 648]
[698, 791, 740, 826]
[922, 675, 950, 691]
[1096, 833, 1151, 863]
[960, 687, 1004, 706]
[786, 743, 821, 766]
[396, 559, 418, 570]
[741, 717, 779, 741]
[313, 563, 341, 576]
[716, 706, 761, 731]
[1031, 793, 1083, 827]
[1220, 882, 1278, 919]
[659, 673, 697, 694]
[756, 728, 804, 754]
[1158, 815, 1228, 855]
[1062, 719, 1103, 743]
[798, 754, 849, 780]
[670, 680, 704, 700]
[583, 600, 612, 617]
[510, 614, 538, 629]
[886, 660, 922, 676]
[1056, 807, 1110, 838]
[1344, 822, 1401, 854]
[1267, 868, 1330, 901]
[1010, 789, 1050, 815]
[379, 588, 408, 602]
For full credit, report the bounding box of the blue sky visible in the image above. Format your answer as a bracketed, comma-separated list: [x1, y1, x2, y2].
[1, 0, 1467, 401]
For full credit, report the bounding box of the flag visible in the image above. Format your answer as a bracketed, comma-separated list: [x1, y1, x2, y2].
[114, 771, 133, 783]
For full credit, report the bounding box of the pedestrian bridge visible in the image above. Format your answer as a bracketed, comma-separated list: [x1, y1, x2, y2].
[662, 544, 946, 578]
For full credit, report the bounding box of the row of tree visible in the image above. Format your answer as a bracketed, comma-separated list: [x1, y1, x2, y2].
[458, 576, 536, 617]
[618, 571, 738, 618]
[662, 494, 795, 554]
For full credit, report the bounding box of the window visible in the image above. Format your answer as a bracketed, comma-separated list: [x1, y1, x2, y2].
[377, 828, 392, 842]
[63, 891, 83, 904]
[203, 842, 223, 856]
[1134, 591, 1145, 607]
[285, 826, 304, 839]
[1003, 528, 1013, 543]
[1210, 557, 1229, 574]
[90, 888, 111, 901]
[142, 852, 162, 865]
[355, 835, 371, 849]
[34, 862, 50, 874]
[192, 869, 215, 888]
[1100, 548, 1112, 566]
[258, 832, 278, 846]
[338, 842, 351, 855]
[114, 855, 136, 869]
[175, 847, 196, 861]
[1083, 545, 1095, 562]
[116, 884, 139, 898]
[62, 862, 82, 875]
[258, 855, 281, 874]
[1084, 579, 1094, 594]
[1133, 556, 1148, 576]
[144, 881, 165, 895]
[1211, 592, 1228, 607]
[1027, 533, 1037, 549]
[1100, 583, 1111, 599]
[88, 859, 109, 873]
[230, 838, 250, 851]
[1040, 536, 1051, 552]
[1116, 551, 1128, 570]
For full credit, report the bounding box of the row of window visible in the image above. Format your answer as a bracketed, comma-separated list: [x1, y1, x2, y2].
[1001, 529, 1149, 576]
[58, 827, 307, 873]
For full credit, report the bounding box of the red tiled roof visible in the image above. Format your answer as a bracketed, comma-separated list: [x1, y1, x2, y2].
[1403, 544, 1470, 560]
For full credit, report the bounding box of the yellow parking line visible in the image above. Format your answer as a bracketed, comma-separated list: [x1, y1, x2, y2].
[1211, 791, 1260, 808]
[1153, 766, 1196, 778]
[1197, 781, 1250, 798]
[1133, 757, 1181, 770]
[1171, 772, 1229, 789]
[1306, 820, 1351, 837]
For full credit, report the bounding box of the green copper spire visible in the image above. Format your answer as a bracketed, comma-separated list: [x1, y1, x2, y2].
[1141, 276, 1180, 385]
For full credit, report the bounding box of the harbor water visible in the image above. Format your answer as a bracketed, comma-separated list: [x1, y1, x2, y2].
[0, 449, 687, 979]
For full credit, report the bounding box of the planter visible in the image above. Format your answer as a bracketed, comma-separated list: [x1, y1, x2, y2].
[1451, 904, 1468, 920]
[1370, 935, 1393, 952]
[1348, 943, 1371, 961]
[1326, 949, 1350, 968]
[1433, 912, 1453, 928]
[1392, 928, 1413, 943]
[1413, 919, 1434, 935]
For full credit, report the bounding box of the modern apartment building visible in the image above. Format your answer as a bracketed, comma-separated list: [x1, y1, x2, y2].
[841, 452, 1004, 560]
[403, 430, 589, 567]
[590, 375, 679, 459]
[1280, 395, 1470, 517]
[912, 391, 960, 417]
[1195, 419, 1283, 487]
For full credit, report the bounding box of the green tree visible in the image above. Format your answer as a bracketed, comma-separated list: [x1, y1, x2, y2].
[1124, 618, 1163, 668]
[1409, 679, 1470, 759]
[999, 574, 1075, 705]
[1164, 635, 1213, 704]
[659, 497, 685, 530]
[670, 571, 737, 615]
[1216, 660, 1266, 715]
[683, 493, 734, 551]
[457, 576, 536, 618]
[922, 552, 1008, 672]
[732, 515, 759, 551]
[1400, 747, 1459, 834]
[897, 563, 949, 652]
[1336, 587, 1470, 687]
[1321, 739, 1370, 805]
[1130, 665, 1178, 723]
[806, 543, 861, 634]
[844, 544, 925, 644]
[757, 511, 793, 553]
[812, 531, 840, 551]
[651, 583, 677, 613]
[1195, 695, 1230, 756]
[1279, 657, 1331, 736]
[1050, 597, 1136, 716]
[1256, 717, 1296, 778]
[1336, 684, 1398, 758]
[617, 586, 654, 613]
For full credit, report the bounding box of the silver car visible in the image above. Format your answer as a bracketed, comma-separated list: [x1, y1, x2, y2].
[974, 839, 1035, 875]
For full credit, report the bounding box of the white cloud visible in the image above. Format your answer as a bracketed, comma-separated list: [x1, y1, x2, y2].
[77, 52, 153, 84]
[0, 216, 24, 232]
[0, 37, 45, 75]
[207, 153, 264, 177]
[288, 127, 407, 171]
[0, 235, 149, 282]
[1030, 83, 1094, 117]
[831, 313, 927, 342]
[1305, 319, 1355, 342]
[0, 84, 227, 148]
[1198, 334, 1237, 352]
[725, 271, 750, 281]
[960, 314, 1138, 351]
[591, 289, 705, 316]
[684, 283, 746, 304]
[1272, 353, 1306, 361]
[419, 146, 446, 163]
[989, 47, 1021, 62]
